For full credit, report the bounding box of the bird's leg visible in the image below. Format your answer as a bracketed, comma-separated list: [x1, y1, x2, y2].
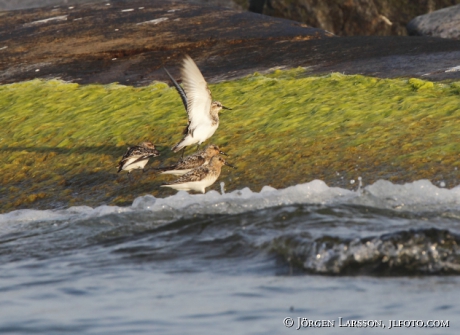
[195, 143, 201, 152]
[180, 147, 186, 160]
[128, 172, 132, 183]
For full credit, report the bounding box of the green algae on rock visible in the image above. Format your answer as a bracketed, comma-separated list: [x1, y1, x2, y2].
[0, 72, 459, 212]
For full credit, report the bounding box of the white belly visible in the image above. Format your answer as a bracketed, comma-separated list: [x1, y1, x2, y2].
[122, 158, 149, 172]
[192, 122, 218, 145]
[161, 169, 192, 176]
[161, 175, 218, 193]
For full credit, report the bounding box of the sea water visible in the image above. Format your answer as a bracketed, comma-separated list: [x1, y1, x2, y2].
[1, 179, 459, 334]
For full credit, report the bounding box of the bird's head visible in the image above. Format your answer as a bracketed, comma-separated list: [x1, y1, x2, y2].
[211, 101, 232, 113]
[140, 141, 160, 156]
[206, 144, 227, 157]
[140, 141, 156, 149]
[210, 155, 235, 169]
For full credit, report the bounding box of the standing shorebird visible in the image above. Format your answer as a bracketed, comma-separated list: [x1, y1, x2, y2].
[160, 155, 234, 193]
[117, 141, 160, 175]
[164, 55, 231, 155]
[155, 144, 227, 176]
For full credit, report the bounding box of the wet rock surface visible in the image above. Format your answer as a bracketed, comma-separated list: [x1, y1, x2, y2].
[407, 4, 460, 39]
[240, 0, 460, 37]
[1, 73, 459, 212]
[0, 0, 460, 86]
[0, 0, 242, 11]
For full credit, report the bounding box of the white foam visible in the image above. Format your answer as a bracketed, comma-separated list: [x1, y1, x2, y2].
[0, 205, 130, 228]
[132, 179, 353, 215]
[23, 15, 68, 27]
[445, 65, 460, 73]
[136, 18, 168, 25]
[1, 180, 460, 226]
[363, 179, 460, 209]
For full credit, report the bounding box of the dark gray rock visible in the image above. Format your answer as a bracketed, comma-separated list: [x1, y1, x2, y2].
[0, 0, 96, 11]
[0, 0, 242, 11]
[0, 0, 459, 85]
[407, 4, 460, 39]
[241, 0, 460, 37]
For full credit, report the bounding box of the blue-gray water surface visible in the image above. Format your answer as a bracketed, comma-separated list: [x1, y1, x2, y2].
[1, 180, 459, 334]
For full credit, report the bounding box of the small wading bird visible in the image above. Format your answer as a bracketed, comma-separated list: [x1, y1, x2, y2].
[117, 141, 160, 177]
[161, 155, 235, 193]
[155, 144, 227, 176]
[164, 55, 231, 157]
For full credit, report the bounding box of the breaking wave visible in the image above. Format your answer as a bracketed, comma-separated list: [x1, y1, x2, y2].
[2, 179, 460, 276]
[270, 228, 460, 275]
[2, 179, 460, 226]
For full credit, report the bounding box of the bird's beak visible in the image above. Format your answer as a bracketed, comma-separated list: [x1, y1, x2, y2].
[224, 161, 236, 169]
[222, 106, 232, 110]
[219, 150, 228, 156]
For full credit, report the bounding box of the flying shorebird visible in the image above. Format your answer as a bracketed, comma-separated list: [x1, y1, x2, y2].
[164, 55, 231, 155]
[160, 155, 234, 193]
[155, 144, 227, 176]
[117, 141, 160, 175]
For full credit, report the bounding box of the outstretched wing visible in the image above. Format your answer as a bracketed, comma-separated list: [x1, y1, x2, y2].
[181, 55, 212, 131]
[163, 67, 188, 112]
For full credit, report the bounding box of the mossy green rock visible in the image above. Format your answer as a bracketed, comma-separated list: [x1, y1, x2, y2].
[1, 71, 459, 212]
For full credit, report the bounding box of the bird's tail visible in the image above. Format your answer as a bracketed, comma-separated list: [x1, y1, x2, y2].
[171, 142, 184, 153]
[172, 135, 196, 153]
[172, 138, 189, 153]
